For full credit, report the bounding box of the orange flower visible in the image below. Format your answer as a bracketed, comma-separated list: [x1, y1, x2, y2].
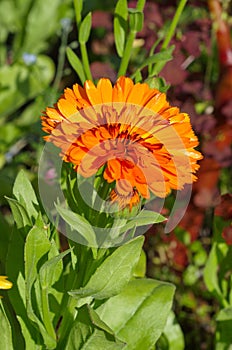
[41, 77, 202, 210]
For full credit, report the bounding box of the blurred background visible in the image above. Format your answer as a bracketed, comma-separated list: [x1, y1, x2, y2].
[0, 0, 231, 348]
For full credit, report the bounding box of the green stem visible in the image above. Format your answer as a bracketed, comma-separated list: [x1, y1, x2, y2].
[80, 42, 92, 81]
[161, 0, 188, 50]
[118, 0, 146, 77]
[118, 30, 136, 77]
[152, 0, 188, 75]
[53, 23, 70, 92]
[56, 245, 90, 349]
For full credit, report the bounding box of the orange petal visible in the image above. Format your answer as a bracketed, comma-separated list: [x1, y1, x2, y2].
[57, 98, 78, 118]
[97, 78, 113, 103]
[84, 80, 102, 105]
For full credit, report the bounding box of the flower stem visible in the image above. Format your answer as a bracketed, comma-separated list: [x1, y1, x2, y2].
[117, 0, 146, 77]
[152, 0, 188, 75]
[56, 245, 90, 349]
[118, 30, 136, 77]
[80, 42, 92, 81]
[53, 22, 70, 92]
[161, 0, 188, 50]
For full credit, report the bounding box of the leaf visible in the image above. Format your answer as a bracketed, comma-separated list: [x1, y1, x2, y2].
[25, 226, 57, 349]
[79, 12, 92, 44]
[0, 212, 11, 264]
[13, 170, 38, 221]
[39, 249, 71, 340]
[158, 311, 185, 350]
[216, 307, 232, 350]
[73, 0, 83, 27]
[203, 242, 229, 306]
[69, 236, 144, 300]
[65, 305, 125, 350]
[39, 249, 71, 290]
[17, 315, 43, 350]
[133, 248, 146, 278]
[97, 278, 175, 350]
[19, 0, 66, 54]
[0, 300, 14, 349]
[120, 210, 166, 234]
[6, 226, 42, 348]
[55, 204, 97, 247]
[0, 55, 54, 118]
[114, 0, 128, 57]
[131, 46, 174, 79]
[6, 197, 32, 230]
[66, 47, 86, 84]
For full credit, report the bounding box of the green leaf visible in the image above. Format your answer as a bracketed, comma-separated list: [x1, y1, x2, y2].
[55, 204, 97, 247]
[39, 249, 71, 290]
[145, 76, 170, 92]
[131, 46, 174, 79]
[0, 55, 54, 118]
[114, 0, 128, 57]
[158, 311, 185, 350]
[203, 242, 229, 306]
[74, 0, 83, 27]
[6, 226, 42, 348]
[97, 278, 175, 349]
[13, 170, 38, 221]
[39, 249, 71, 341]
[25, 226, 57, 349]
[133, 248, 146, 278]
[0, 300, 14, 349]
[183, 265, 200, 286]
[79, 12, 92, 44]
[65, 305, 125, 350]
[120, 210, 166, 234]
[0, 212, 11, 265]
[66, 47, 86, 84]
[69, 236, 144, 300]
[18, 0, 66, 54]
[6, 197, 32, 230]
[216, 307, 232, 350]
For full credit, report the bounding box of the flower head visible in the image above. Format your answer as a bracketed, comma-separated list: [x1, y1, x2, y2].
[41, 77, 202, 212]
[0, 276, 12, 290]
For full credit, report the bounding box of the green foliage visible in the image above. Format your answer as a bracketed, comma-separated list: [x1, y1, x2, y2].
[0, 56, 54, 119]
[66, 47, 86, 84]
[97, 279, 175, 350]
[114, 0, 128, 57]
[1, 171, 176, 349]
[216, 307, 232, 350]
[65, 305, 125, 350]
[70, 236, 144, 299]
[2, 1, 231, 349]
[79, 12, 92, 44]
[157, 311, 185, 350]
[0, 300, 14, 349]
[204, 216, 232, 308]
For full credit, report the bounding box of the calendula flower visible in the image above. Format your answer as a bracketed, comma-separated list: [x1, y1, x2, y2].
[41, 77, 202, 212]
[0, 276, 12, 290]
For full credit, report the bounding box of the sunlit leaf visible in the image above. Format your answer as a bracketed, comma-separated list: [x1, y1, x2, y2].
[114, 0, 128, 57]
[69, 236, 144, 300]
[66, 47, 86, 84]
[97, 278, 175, 349]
